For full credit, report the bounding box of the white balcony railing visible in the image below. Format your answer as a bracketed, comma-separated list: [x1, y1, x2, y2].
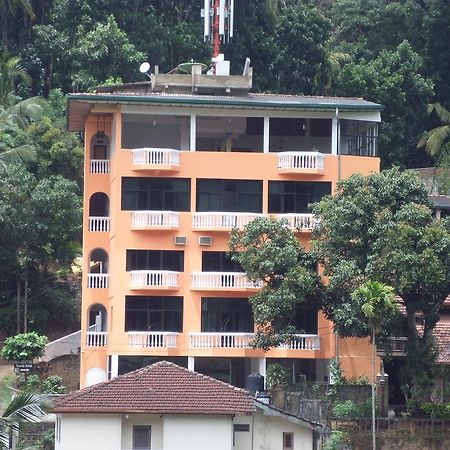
[88, 217, 110, 232]
[278, 152, 325, 171]
[128, 331, 178, 348]
[276, 213, 317, 231]
[191, 272, 262, 290]
[86, 331, 108, 347]
[192, 212, 264, 230]
[279, 334, 321, 350]
[130, 270, 179, 289]
[90, 159, 110, 174]
[132, 148, 180, 167]
[189, 332, 320, 350]
[87, 273, 109, 289]
[189, 332, 254, 349]
[131, 211, 179, 229]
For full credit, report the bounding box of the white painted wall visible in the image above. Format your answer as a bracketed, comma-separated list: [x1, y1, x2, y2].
[121, 414, 163, 450]
[55, 414, 121, 450]
[163, 415, 233, 450]
[234, 412, 313, 450]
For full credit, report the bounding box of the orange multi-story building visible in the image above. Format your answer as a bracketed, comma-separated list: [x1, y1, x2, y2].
[67, 63, 382, 388]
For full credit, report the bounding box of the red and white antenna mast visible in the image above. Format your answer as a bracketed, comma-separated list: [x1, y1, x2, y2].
[202, 0, 234, 72]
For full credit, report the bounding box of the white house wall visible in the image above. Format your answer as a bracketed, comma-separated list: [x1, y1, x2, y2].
[163, 414, 233, 450]
[55, 414, 121, 450]
[121, 414, 163, 450]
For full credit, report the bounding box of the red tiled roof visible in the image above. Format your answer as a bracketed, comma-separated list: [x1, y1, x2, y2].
[433, 322, 450, 364]
[53, 361, 256, 415]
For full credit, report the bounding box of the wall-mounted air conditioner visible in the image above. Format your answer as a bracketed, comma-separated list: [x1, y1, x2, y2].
[174, 236, 187, 245]
[199, 236, 212, 246]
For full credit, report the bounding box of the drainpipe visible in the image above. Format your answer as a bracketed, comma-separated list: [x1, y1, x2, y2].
[335, 107, 341, 368]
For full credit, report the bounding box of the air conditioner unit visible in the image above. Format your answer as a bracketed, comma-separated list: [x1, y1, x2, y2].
[199, 236, 212, 246]
[174, 236, 187, 246]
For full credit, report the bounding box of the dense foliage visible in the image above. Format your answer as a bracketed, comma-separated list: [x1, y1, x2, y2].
[0, 332, 47, 361]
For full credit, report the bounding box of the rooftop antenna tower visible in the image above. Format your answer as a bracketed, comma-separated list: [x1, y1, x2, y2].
[202, 0, 234, 73]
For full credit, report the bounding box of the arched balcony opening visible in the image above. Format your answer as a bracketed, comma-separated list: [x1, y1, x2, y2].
[86, 303, 108, 347]
[90, 132, 110, 174]
[88, 248, 109, 288]
[88, 193, 110, 232]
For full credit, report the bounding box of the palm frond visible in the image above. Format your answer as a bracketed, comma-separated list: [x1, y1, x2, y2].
[428, 103, 450, 125]
[423, 126, 450, 156]
[0, 145, 37, 166]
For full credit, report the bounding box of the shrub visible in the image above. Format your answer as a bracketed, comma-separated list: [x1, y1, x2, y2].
[419, 402, 450, 419]
[1, 332, 48, 361]
[332, 399, 372, 418]
[266, 363, 291, 388]
[19, 374, 66, 394]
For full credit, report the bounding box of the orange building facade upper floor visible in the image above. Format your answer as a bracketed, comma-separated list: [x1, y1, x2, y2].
[68, 83, 382, 388]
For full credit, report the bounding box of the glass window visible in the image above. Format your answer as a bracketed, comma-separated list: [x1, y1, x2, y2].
[126, 250, 184, 272]
[202, 252, 243, 272]
[269, 181, 331, 214]
[270, 118, 306, 136]
[283, 432, 294, 450]
[122, 177, 190, 211]
[310, 119, 332, 137]
[133, 426, 151, 450]
[197, 179, 262, 213]
[201, 298, 253, 332]
[125, 296, 183, 332]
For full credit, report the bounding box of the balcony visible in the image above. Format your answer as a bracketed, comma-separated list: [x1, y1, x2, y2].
[128, 331, 178, 348]
[189, 333, 320, 350]
[88, 217, 110, 232]
[87, 273, 109, 289]
[275, 213, 317, 232]
[192, 212, 264, 231]
[189, 332, 254, 349]
[131, 211, 179, 230]
[277, 151, 325, 175]
[130, 270, 179, 290]
[377, 337, 408, 356]
[191, 272, 262, 291]
[131, 148, 180, 171]
[86, 331, 108, 347]
[90, 159, 110, 174]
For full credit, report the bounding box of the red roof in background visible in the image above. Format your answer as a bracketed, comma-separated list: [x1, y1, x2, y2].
[53, 361, 256, 415]
[433, 321, 450, 364]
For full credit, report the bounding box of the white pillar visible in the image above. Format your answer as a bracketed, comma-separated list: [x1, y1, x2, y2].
[331, 108, 339, 155]
[258, 357, 266, 379]
[190, 114, 196, 151]
[263, 116, 270, 153]
[110, 354, 119, 379]
[188, 356, 195, 371]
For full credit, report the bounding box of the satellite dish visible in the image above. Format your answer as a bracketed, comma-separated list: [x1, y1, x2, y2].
[139, 62, 151, 74]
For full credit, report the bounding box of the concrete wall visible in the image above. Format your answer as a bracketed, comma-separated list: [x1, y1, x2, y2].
[55, 414, 121, 450]
[163, 415, 233, 450]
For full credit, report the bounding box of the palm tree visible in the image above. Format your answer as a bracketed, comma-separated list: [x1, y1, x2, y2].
[417, 103, 450, 158]
[0, 392, 47, 449]
[0, 52, 31, 107]
[352, 281, 397, 450]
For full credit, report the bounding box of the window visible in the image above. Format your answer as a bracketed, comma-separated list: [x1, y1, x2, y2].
[270, 118, 306, 136]
[283, 432, 294, 450]
[122, 177, 190, 211]
[202, 252, 243, 272]
[292, 305, 319, 334]
[133, 425, 151, 450]
[196, 179, 262, 213]
[234, 424, 250, 432]
[125, 296, 183, 332]
[201, 298, 253, 332]
[310, 119, 332, 137]
[126, 250, 184, 272]
[269, 181, 331, 214]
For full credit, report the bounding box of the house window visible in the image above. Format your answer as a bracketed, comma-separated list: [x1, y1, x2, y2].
[133, 425, 151, 450]
[269, 181, 331, 214]
[196, 179, 263, 213]
[202, 251, 243, 272]
[201, 298, 253, 332]
[126, 250, 184, 272]
[283, 432, 294, 450]
[121, 177, 191, 211]
[125, 296, 183, 332]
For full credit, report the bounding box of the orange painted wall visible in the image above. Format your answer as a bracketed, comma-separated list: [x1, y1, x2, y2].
[79, 110, 380, 387]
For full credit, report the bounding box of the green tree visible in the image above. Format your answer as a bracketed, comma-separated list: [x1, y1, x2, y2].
[418, 103, 450, 158]
[71, 15, 146, 90]
[0, 0, 34, 51]
[229, 217, 323, 350]
[335, 41, 434, 168]
[0, 52, 30, 106]
[0, 332, 47, 361]
[313, 168, 450, 401]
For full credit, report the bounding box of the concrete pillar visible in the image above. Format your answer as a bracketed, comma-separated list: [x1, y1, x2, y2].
[331, 109, 339, 155]
[190, 114, 196, 151]
[188, 356, 195, 371]
[110, 354, 119, 379]
[263, 116, 270, 153]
